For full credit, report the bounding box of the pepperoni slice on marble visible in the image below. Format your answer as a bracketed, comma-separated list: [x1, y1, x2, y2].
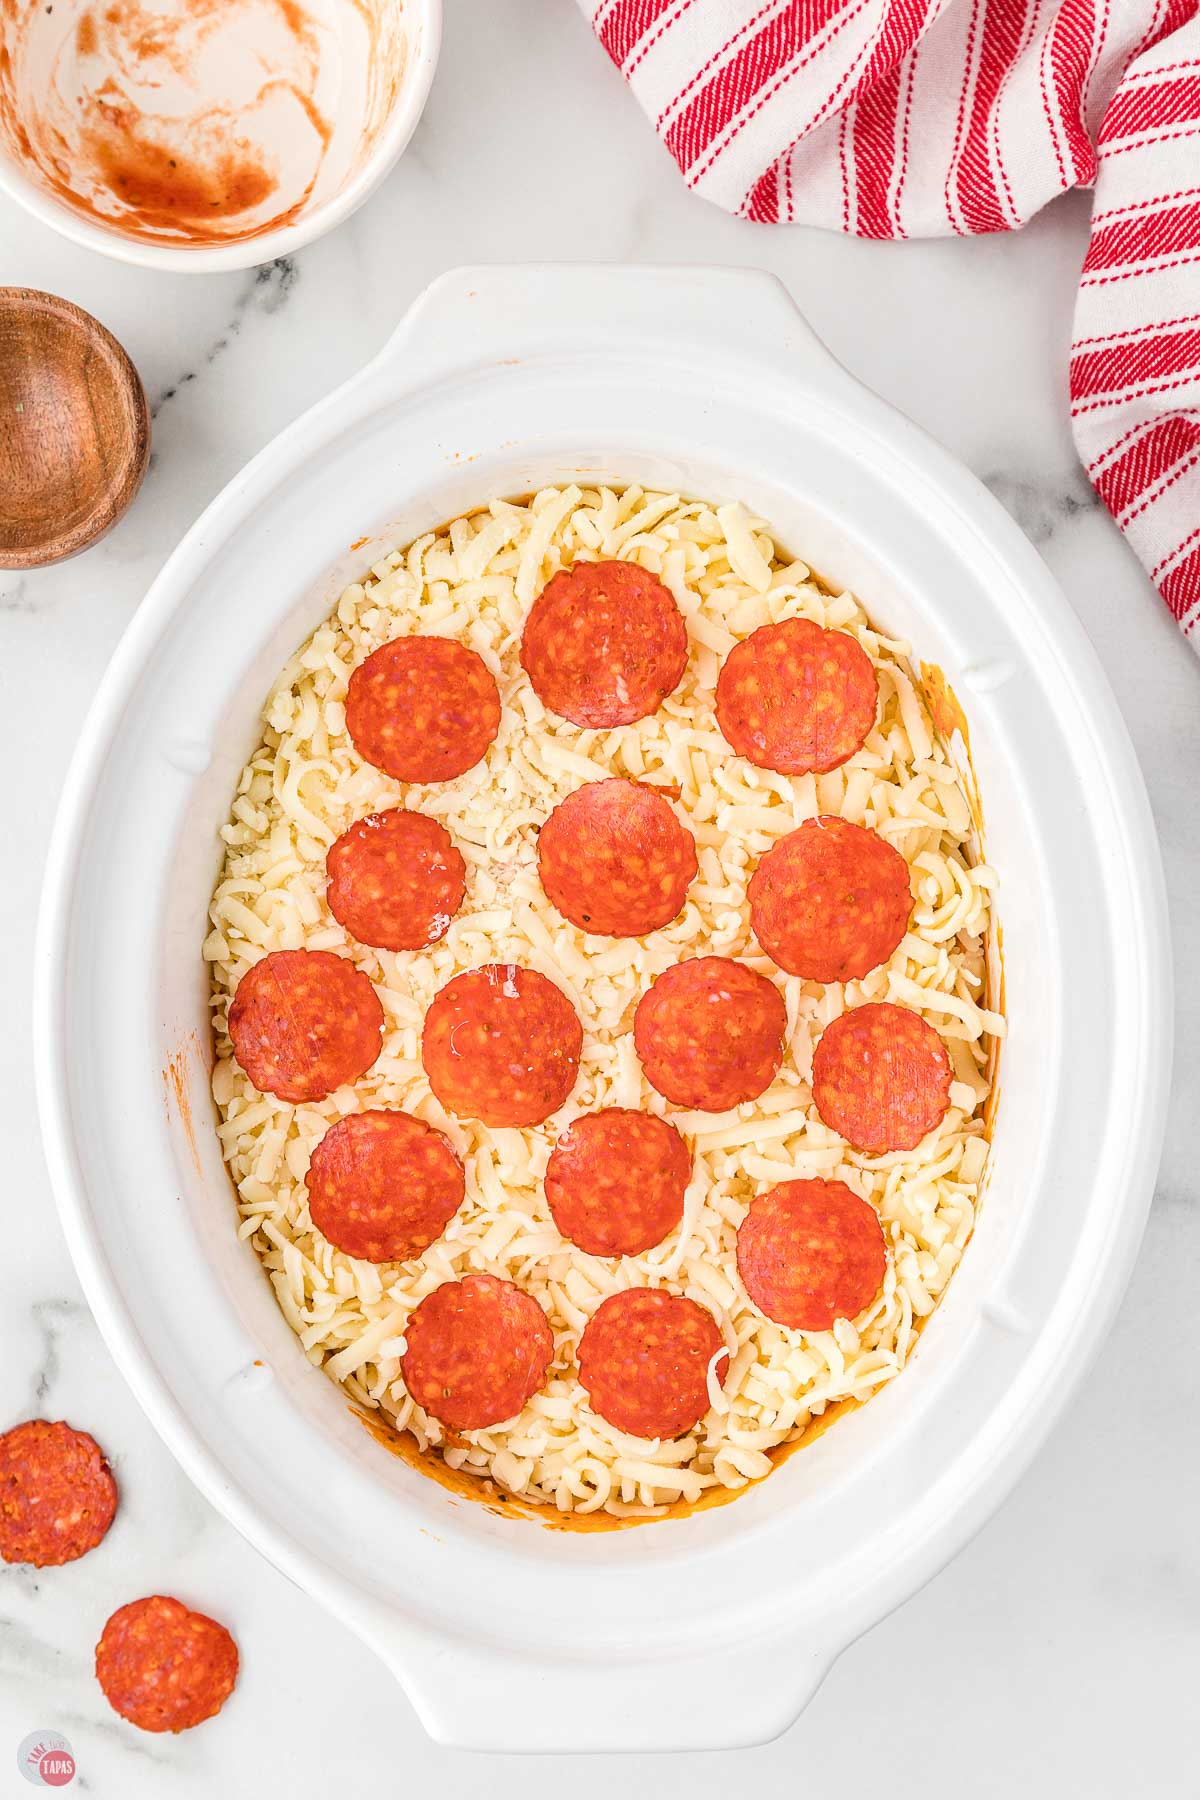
[326, 809, 467, 952]
[811, 1002, 953, 1154]
[748, 816, 912, 981]
[421, 964, 582, 1128]
[545, 1109, 691, 1257]
[346, 636, 501, 783]
[306, 1111, 465, 1263]
[737, 1178, 887, 1331]
[400, 1274, 554, 1431]
[537, 779, 697, 937]
[227, 948, 384, 1104]
[520, 560, 689, 728]
[715, 617, 878, 775]
[633, 956, 786, 1112]
[0, 1420, 117, 1568]
[577, 1289, 727, 1440]
[95, 1595, 238, 1734]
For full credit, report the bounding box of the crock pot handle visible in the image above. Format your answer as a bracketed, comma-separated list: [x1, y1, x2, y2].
[357, 1606, 835, 1753]
[368, 263, 856, 396]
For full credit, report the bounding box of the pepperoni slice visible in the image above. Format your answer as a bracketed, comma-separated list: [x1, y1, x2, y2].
[400, 1274, 553, 1431]
[306, 1111, 465, 1263]
[545, 1109, 691, 1257]
[748, 816, 912, 981]
[577, 1290, 727, 1440]
[812, 1002, 953, 1154]
[537, 779, 698, 938]
[715, 617, 878, 775]
[737, 1179, 887, 1331]
[345, 636, 501, 783]
[0, 1420, 117, 1568]
[227, 948, 384, 1103]
[520, 560, 689, 728]
[95, 1595, 238, 1734]
[421, 964, 582, 1128]
[633, 956, 786, 1112]
[326, 809, 466, 952]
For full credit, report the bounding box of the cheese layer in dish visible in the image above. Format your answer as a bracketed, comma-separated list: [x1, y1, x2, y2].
[205, 485, 1002, 1521]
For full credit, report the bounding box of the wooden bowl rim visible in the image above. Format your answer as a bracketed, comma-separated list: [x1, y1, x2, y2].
[0, 286, 151, 570]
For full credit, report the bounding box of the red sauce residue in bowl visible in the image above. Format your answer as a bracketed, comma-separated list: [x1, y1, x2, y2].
[0, 0, 400, 246]
[92, 119, 277, 228]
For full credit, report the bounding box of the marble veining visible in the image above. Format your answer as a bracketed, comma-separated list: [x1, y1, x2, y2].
[0, 0, 1197, 1792]
[153, 256, 299, 414]
[25, 1298, 87, 1411]
[983, 467, 1103, 548]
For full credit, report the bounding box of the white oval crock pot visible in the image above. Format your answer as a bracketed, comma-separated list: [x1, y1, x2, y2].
[35, 265, 1171, 1754]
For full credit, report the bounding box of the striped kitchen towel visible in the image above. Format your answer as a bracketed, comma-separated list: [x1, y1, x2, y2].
[582, 0, 1200, 651]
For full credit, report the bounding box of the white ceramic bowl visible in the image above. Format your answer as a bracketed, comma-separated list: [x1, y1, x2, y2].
[35, 265, 1172, 1752]
[0, 0, 440, 272]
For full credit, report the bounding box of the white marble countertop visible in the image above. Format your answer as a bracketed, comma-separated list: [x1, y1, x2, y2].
[3, 2, 1198, 1792]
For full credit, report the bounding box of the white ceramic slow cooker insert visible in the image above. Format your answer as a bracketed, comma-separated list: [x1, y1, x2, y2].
[35, 265, 1171, 1753]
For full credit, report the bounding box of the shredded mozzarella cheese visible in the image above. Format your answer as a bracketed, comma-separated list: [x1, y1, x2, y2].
[206, 487, 1002, 1521]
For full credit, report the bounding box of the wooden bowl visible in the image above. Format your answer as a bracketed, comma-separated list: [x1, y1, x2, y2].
[0, 289, 150, 569]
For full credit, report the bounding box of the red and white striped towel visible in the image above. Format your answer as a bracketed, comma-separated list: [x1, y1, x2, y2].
[582, 0, 1200, 652]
